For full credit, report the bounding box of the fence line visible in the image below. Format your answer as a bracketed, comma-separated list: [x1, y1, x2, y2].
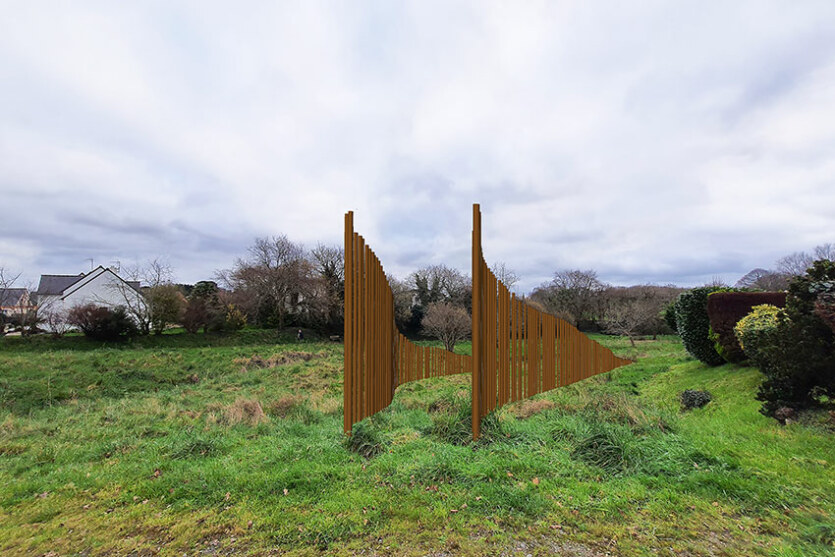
[344, 208, 632, 437]
[470, 204, 632, 438]
[343, 212, 470, 434]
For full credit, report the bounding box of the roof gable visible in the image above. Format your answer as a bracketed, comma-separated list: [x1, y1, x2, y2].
[36, 267, 142, 299]
[0, 288, 28, 306]
[62, 267, 142, 299]
[36, 274, 85, 295]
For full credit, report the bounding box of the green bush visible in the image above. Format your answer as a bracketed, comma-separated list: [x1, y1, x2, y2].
[224, 304, 247, 331]
[663, 301, 678, 333]
[147, 284, 186, 335]
[734, 304, 781, 362]
[66, 304, 138, 341]
[674, 287, 730, 366]
[749, 261, 835, 417]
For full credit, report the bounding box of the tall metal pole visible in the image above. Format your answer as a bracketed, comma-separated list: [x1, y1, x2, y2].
[472, 204, 482, 440]
[344, 212, 353, 434]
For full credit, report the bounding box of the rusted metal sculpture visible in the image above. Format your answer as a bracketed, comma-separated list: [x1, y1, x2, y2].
[343, 212, 470, 434]
[344, 206, 632, 438]
[470, 204, 632, 438]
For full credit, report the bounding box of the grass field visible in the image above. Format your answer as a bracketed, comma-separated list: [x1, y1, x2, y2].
[1, 330, 833, 556]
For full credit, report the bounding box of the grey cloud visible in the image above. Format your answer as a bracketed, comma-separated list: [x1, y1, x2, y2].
[2, 1, 834, 290]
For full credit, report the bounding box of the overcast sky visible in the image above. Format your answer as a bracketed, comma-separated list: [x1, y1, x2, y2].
[2, 1, 834, 292]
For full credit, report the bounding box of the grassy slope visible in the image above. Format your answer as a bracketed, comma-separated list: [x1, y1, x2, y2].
[0, 332, 832, 556]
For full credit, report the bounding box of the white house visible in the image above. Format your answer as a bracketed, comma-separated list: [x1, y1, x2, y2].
[35, 266, 144, 330]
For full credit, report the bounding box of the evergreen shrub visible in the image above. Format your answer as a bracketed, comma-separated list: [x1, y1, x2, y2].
[674, 287, 730, 366]
[747, 261, 835, 417]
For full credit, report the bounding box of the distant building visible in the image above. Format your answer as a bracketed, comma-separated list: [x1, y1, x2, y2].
[35, 266, 143, 330]
[0, 288, 33, 317]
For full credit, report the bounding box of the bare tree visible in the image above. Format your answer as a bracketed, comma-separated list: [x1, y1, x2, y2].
[389, 275, 415, 331]
[735, 268, 789, 291]
[491, 261, 519, 290]
[38, 305, 71, 336]
[0, 266, 21, 295]
[0, 267, 19, 332]
[421, 301, 471, 352]
[776, 251, 814, 277]
[530, 269, 606, 329]
[218, 235, 315, 329]
[409, 264, 471, 311]
[601, 286, 669, 346]
[310, 243, 344, 330]
[704, 276, 730, 288]
[141, 258, 174, 287]
[311, 244, 344, 285]
[33, 290, 71, 336]
[814, 243, 835, 261]
[106, 259, 177, 335]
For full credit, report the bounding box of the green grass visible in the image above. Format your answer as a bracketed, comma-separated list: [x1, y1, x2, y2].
[0, 331, 833, 555]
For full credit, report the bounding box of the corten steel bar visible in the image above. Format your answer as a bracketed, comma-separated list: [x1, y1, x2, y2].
[470, 204, 632, 439]
[471, 204, 482, 438]
[343, 212, 473, 434]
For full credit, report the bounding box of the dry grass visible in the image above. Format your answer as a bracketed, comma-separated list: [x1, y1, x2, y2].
[589, 393, 652, 427]
[309, 394, 341, 415]
[0, 415, 17, 435]
[222, 398, 269, 426]
[266, 395, 303, 418]
[513, 399, 556, 419]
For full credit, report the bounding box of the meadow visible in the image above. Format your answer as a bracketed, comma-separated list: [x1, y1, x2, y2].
[0, 330, 833, 556]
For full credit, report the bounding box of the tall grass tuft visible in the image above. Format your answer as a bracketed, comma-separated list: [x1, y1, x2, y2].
[570, 424, 632, 473]
[427, 398, 472, 445]
[345, 420, 383, 458]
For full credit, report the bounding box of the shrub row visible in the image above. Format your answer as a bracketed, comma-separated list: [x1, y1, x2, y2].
[707, 292, 786, 363]
[674, 286, 731, 366]
[734, 260, 835, 417]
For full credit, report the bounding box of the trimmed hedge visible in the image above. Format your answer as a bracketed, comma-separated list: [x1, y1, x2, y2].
[674, 287, 730, 366]
[663, 301, 677, 333]
[707, 292, 786, 363]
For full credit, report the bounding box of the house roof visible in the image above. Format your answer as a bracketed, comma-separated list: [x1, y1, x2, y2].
[36, 273, 86, 295]
[0, 288, 28, 306]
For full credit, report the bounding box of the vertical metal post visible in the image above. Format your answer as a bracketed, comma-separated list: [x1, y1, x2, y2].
[472, 203, 482, 440]
[344, 213, 352, 434]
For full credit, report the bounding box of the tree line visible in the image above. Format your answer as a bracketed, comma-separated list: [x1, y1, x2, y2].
[2, 240, 831, 347]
